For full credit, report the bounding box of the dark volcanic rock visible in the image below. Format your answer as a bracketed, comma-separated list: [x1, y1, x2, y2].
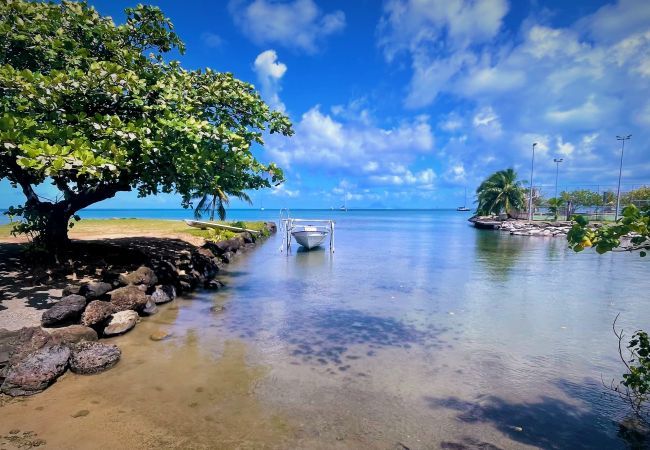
[62, 284, 81, 296]
[0, 327, 53, 372]
[118, 266, 158, 287]
[103, 310, 139, 336]
[151, 285, 176, 304]
[81, 301, 116, 327]
[265, 222, 277, 233]
[46, 325, 98, 345]
[1, 344, 70, 396]
[69, 341, 121, 375]
[41, 295, 87, 327]
[109, 285, 149, 312]
[79, 281, 113, 300]
[205, 279, 224, 290]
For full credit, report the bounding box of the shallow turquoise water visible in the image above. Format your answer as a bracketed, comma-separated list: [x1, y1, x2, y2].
[166, 209, 648, 448]
[5, 208, 649, 447]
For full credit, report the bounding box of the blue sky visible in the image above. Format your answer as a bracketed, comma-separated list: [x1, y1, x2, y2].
[2, 0, 650, 209]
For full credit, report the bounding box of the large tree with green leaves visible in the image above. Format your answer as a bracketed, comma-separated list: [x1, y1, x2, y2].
[475, 168, 526, 216]
[0, 0, 292, 251]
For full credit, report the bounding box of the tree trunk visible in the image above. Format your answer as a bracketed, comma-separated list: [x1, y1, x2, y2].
[39, 206, 73, 252]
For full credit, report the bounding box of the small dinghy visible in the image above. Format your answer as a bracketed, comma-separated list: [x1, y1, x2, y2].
[291, 225, 329, 250]
[280, 210, 335, 252]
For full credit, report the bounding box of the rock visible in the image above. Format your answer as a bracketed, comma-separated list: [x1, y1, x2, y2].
[210, 305, 225, 313]
[265, 222, 277, 233]
[221, 251, 233, 264]
[178, 280, 191, 292]
[1, 345, 70, 396]
[81, 301, 116, 327]
[79, 281, 113, 300]
[142, 298, 158, 316]
[103, 310, 139, 336]
[69, 341, 121, 375]
[241, 232, 255, 244]
[149, 330, 173, 341]
[0, 327, 53, 370]
[118, 266, 158, 287]
[205, 279, 224, 290]
[109, 285, 150, 312]
[151, 285, 176, 304]
[62, 284, 81, 296]
[46, 325, 98, 345]
[41, 295, 87, 327]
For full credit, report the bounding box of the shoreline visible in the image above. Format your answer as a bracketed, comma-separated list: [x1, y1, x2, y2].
[0, 219, 276, 397]
[469, 216, 579, 237]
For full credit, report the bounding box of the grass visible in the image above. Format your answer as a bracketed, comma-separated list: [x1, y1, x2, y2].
[0, 218, 268, 242]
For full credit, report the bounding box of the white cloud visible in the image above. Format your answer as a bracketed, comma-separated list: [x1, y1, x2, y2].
[271, 183, 300, 198]
[201, 32, 223, 48]
[229, 0, 345, 53]
[266, 106, 435, 190]
[253, 50, 287, 112]
[472, 106, 502, 140]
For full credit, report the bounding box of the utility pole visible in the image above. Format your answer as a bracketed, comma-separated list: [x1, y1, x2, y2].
[553, 158, 563, 199]
[528, 142, 537, 222]
[615, 135, 631, 221]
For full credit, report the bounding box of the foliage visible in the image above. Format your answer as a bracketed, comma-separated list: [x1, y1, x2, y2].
[569, 207, 650, 424]
[622, 187, 650, 207]
[610, 316, 650, 425]
[546, 197, 563, 221]
[560, 189, 603, 213]
[0, 0, 292, 250]
[475, 168, 526, 216]
[568, 205, 649, 255]
[193, 187, 251, 222]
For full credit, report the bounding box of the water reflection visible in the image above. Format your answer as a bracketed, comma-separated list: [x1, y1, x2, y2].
[473, 231, 525, 280]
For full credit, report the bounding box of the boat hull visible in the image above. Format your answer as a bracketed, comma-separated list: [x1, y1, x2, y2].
[291, 230, 328, 250]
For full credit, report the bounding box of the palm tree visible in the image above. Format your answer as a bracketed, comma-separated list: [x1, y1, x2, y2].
[475, 168, 526, 216]
[193, 186, 251, 221]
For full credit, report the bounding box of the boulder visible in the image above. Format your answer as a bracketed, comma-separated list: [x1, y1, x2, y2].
[79, 281, 113, 300]
[69, 341, 121, 375]
[221, 252, 233, 264]
[62, 284, 81, 296]
[0, 327, 53, 371]
[109, 285, 150, 312]
[103, 310, 139, 336]
[151, 285, 176, 304]
[265, 222, 277, 233]
[41, 295, 87, 327]
[118, 266, 158, 287]
[81, 301, 116, 327]
[142, 298, 158, 316]
[241, 232, 255, 244]
[205, 279, 224, 290]
[46, 325, 98, 345]
[1, 345, 70, 396]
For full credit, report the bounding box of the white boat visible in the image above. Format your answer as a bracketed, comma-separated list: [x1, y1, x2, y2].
[291, 225, 329, 250]
[457, 188, 471, 211]
[280, 212, 335, 253]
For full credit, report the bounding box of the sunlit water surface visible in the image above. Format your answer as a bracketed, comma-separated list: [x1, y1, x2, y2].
[1, 210, 648, 449]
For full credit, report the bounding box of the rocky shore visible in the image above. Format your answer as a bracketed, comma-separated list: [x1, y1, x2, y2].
[0, 222, 276, 397]
[469, 216, 579, 237]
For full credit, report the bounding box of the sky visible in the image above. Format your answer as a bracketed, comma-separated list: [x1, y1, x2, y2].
[2, 0, 650, 209]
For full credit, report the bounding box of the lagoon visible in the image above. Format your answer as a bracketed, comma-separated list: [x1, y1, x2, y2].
[1, 209, 647, 448]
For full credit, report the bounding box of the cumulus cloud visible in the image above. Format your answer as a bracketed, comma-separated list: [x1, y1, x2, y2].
[380, 0, 650, 187]
[229, 0, 345, 53]
[266, 106, 436, 191]
[253, 50, 287, 112]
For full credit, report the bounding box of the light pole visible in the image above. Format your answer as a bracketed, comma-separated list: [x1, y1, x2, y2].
[615, 135, 631, 221]
[528, 142, 537, 222]
[553, 158, 563, 199]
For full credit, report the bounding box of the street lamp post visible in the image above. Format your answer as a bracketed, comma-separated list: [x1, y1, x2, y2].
[553, 158, 563, 199]
[615, 135, 631, 221]
[528, 142, 537, 222]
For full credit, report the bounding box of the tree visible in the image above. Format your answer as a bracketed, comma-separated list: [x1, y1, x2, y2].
[622, 186, 650, 208]
[547, 197, 563, 221]
[0, 0, 292, 252]
[192, 187, 251, 222]
[560, 189, 602, 215]
[475, 168, 526, 216]
[568, 205, 649, 425]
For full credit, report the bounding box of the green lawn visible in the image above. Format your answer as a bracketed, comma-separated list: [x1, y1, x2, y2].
[0, 218, 268, 242]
